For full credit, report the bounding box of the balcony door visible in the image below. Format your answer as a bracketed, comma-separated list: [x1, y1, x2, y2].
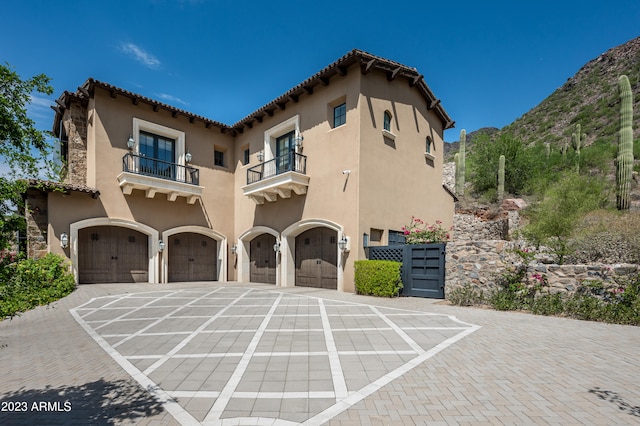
[139, 131, 176, 180]
[276, 131, 295, 174]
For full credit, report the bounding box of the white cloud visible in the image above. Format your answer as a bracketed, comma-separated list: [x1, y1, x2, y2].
[156, 93, 188, 106]
[27, 94, 54, 125]
[120, 43, 161, 69]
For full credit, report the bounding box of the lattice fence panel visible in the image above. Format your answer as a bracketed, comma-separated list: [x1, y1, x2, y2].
[368, 246, 404, 263]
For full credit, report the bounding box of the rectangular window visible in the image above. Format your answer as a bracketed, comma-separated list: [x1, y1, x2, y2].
[214, 150, 224, 167]
[243, 148, 250, 165]
[333, 103, 346, 128]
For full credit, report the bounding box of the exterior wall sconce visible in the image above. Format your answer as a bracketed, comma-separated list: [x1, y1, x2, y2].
[60, 232, 69, 249]
[158, 240, 165, 252]
[257, 151, 264, 162]
[363, 233, 369, 248]
[127, 134, 135, 150]
[338, 235, 350, 252]
[294, 132, 304, 148]
[230, 244, 237, 255]
[185, 150, 192, 163]
[273, 241, 280, 253]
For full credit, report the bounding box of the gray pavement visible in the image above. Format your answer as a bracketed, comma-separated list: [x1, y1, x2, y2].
[1, 282, 639, 425]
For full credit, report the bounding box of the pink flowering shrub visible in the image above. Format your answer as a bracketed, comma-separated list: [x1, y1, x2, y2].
[401, 216, 451, 244]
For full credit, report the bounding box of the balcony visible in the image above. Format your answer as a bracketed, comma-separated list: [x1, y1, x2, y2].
[242, 152, 309, 204]
[117, 153, 203, 204]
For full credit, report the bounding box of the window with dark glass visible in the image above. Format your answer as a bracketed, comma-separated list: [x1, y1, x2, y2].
[243, 148, 250, 165]
[139, 131, 176, 179]
[276, 131, 295, 173]
[383, 111, 392, 132]
[426, 136, 432, 154]
[214, 150, 224, 167]
[333, 103, 346, 128]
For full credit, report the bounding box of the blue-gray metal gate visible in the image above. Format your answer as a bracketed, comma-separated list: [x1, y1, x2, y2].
[369, 243, 446, 299]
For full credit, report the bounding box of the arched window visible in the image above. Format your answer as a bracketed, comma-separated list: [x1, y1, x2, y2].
[383, 111, 392, 132]
[426, 136, 433, 154]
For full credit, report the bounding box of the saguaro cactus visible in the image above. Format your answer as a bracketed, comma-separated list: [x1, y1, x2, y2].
[616, 75, 634, 210]
[456, 129, 466, 195]
[572, 123, 586, 172]
[498, 154, 505, 199]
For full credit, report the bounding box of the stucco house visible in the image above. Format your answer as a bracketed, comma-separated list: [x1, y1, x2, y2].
[25, 49, 455, 293]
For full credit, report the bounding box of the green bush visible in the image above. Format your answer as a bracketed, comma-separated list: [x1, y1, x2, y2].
[0, 253, 76, 319]
[447, 283, 484, 306]
[354, 260, 402, 297]
[468, 133, 537, 196]
[522, 171, 608, 263]
[478, 267, 640, 325]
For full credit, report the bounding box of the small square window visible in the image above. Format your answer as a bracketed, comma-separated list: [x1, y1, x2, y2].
[214, 150, 225, 167]
[333, 103, 346, 128]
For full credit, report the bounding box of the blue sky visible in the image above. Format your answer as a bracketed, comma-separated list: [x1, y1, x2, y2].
[3, 0, 640, 144]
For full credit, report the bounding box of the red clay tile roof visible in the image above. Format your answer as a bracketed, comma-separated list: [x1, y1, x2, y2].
[52, 49, 454, 136]
[27, 179, 100, 197]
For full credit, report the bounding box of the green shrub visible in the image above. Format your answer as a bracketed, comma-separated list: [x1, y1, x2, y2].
[447, 283, 484, 306]
[522, 171, 608, 263]
[0, 253, 76, 319]
[468, 133, 537, 196]
[354, 260, 402, 297]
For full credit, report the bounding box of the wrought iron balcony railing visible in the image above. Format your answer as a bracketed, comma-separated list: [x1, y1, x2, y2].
[246, 152, 307, 185]
[122, 153, 199, 185]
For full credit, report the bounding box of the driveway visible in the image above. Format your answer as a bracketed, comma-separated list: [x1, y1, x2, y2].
[1, 282, 639, 425]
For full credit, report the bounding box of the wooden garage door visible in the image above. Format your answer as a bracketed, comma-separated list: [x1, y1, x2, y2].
[250, 234, 276, 284]
[295, 228, 337, 289]
[168, 233, 217, 282]
[78, 226, 148, 283]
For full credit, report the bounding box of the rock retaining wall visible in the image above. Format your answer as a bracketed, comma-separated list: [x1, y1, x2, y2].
[445, 240, 638, 297]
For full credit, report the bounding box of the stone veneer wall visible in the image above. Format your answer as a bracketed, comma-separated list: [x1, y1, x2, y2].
[453, 213, 509, 240]
[25, 189, 48, 259]
[445, 240, 639, 297]
[63, 99, 88, 186]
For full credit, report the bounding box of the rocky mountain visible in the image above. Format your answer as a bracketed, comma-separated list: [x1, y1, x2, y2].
[501, 36, 640, 148]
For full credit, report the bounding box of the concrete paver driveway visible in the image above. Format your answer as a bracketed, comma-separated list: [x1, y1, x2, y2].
[70, 287, 478, 424]
[1, 281, 639, 425]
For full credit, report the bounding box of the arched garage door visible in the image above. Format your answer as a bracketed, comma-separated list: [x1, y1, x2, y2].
[295, 227, 337, 289]
[250, 233, 276, 284]
[78, 226, 148, 283]
[168, 233, 217, 282]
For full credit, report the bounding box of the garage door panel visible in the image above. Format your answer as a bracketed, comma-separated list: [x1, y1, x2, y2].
[250, 234, 276, 284]
[295, 228, 337, 290]
[168, 233, 217, 282]
[79, 226, 148, 284]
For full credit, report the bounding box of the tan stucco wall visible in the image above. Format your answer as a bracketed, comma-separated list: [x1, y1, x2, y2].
[357, 72, 454, 260]
[232, 68, 362, 291]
